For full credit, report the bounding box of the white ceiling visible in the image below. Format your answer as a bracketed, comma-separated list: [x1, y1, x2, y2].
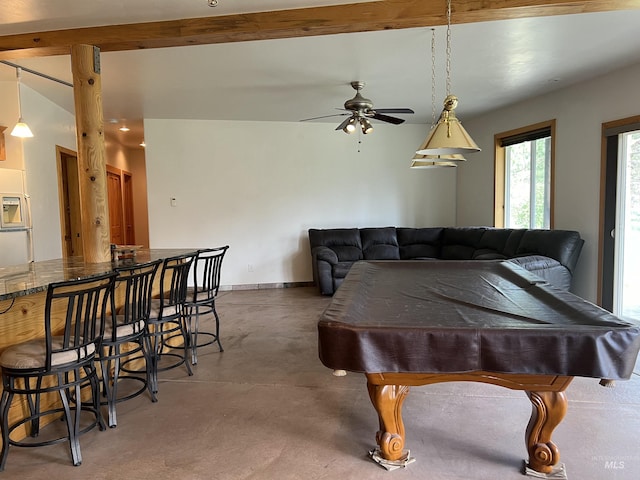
[2, 1, 640, 148]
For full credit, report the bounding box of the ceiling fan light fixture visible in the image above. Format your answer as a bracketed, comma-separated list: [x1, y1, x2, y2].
[343, 117, 357, 134]
[360, 118, 373, 134]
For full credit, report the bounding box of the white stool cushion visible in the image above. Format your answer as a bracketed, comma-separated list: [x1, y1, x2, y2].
[149, 298, 179, 318]
[103, 315, 145, 340]
[0, 338, 96, 370]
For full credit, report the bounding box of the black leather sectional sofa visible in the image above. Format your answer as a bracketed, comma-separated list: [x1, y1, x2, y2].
[308, 226, 584, 295]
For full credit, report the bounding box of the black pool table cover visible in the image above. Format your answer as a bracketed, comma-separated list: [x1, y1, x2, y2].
[318, 261, 640, 380]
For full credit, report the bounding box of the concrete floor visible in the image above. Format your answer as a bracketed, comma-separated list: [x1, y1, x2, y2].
[3, 287, 640, 479]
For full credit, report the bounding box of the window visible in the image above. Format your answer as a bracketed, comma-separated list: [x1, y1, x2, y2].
[494, 120, 555, 229]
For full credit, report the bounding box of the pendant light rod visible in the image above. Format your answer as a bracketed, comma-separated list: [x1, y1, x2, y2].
[0, 60, 73, 88]
[411, 27, 466, 168]
[445, 0, 452, 97]
[415, 0, 480, 157]
[10, 66, 34, 138]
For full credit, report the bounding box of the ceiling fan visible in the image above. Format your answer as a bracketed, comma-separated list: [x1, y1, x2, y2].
[301, 81, 414, 134]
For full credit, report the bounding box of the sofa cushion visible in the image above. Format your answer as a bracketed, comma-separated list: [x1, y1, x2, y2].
[397, 228, 442, 259]
[479, 228, 512, 253]
[503, 229, 526, 257]
[472, 228, 512, 259]
[441, 227, 486, 260]
[361, 227, 400, 260]
[309, 228, 363, 262]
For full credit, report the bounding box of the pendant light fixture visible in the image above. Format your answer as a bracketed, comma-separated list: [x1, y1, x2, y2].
[411, 28, 465, 168]
[416, 0, 479, 156]
[10, 67, 34, 138]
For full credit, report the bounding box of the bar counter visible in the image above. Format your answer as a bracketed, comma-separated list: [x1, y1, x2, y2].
[0, 249, 197, 301]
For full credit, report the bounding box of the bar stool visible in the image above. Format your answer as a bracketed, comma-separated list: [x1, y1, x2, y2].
[0, 272, 117, 471]
[145, 253, 195, 400]
[99, 259, 161, 427]
[185, 246, 229, 365]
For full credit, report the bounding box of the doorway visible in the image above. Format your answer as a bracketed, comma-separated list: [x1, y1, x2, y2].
[600, 117, 640, 321]
[56, 146, 83, 258]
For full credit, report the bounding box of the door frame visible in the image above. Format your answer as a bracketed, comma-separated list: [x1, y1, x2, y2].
[598, 114, 640, 308]
[55, 145, 83, 258]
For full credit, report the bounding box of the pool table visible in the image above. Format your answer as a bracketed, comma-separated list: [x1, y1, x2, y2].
[318, 260, 640, 475]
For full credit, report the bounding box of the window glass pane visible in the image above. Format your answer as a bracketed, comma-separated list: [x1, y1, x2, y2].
[533, 138, 550, 229]
[505, 136, 550, 229]
[616, 130, 640, 320]
[506, 142, 532, 228]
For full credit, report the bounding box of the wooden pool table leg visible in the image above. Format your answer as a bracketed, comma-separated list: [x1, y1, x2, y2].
[366, 382, 410, 461]
[525, 390, 568, 474]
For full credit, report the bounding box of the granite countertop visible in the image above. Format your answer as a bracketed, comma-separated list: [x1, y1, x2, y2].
[0, 249, 197, 302]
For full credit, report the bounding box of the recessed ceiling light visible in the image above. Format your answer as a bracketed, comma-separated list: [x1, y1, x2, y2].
[140, 141, 146, 148]
[119, 126, 130, 132]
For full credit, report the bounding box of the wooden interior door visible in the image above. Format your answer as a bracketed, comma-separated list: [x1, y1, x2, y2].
[106, 165, 136, 246]
[106, 166, 124, 245]
[56, 146, 83, 258]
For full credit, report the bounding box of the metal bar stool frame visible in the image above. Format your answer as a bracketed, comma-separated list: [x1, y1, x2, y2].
[0, 272, 117, 471]
[185, 246, 229, 365]
[99, 259, 161, 427]
[144, 253, 195, 400]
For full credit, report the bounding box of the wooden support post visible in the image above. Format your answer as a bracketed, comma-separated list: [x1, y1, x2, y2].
[70, 44, 110, 263]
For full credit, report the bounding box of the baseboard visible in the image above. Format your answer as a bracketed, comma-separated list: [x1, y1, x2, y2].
[219, 281, 314, 291]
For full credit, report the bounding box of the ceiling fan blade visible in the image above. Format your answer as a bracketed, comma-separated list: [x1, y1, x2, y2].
[335, 116, 353, 131]
[374, 108, 414, 114]
[300, 113, 350, 122]
[371, 113, 405, 125]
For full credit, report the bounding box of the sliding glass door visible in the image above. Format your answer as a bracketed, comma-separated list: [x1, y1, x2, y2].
[613, 130, 640, 320]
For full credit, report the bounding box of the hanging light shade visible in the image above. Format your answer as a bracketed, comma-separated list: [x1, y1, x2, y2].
[410, 159, 458, 168]
[415, 0, 479, 157]
[10, 67, 33, 138]
[11, 121, 33, 138]
[412, 131, 466, 163]
[416, 95, 478, 155]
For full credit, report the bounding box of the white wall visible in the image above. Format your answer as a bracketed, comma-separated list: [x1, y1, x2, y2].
[21, 85, 77, 261]
[0, 80, 24, 170]
[144, 119, 456, 287]
[458, 62, 640, 302]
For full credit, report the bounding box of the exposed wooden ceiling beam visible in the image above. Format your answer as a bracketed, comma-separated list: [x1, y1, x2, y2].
[0, 0, 638, 59]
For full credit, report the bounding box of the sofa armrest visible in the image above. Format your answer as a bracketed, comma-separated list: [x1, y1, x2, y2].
[312, 246, 338, 265]
[310, 247, 339, 295]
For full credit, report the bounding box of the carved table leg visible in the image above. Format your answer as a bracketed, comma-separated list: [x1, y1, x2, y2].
[366, 381, 410, 461]
[525, 390, 568, 473]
